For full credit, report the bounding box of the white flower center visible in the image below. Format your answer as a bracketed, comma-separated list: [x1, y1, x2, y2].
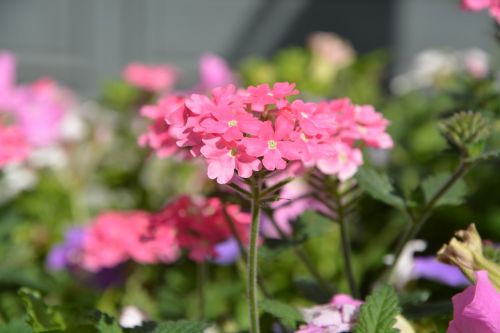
[228, 119, 238, 127]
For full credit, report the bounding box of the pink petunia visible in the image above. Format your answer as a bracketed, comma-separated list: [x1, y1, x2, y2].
[447, 270, 500, 333]
[243, 116, 302, 171]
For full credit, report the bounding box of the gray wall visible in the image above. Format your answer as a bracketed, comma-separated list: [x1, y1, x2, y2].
[0, 0, 495, 96]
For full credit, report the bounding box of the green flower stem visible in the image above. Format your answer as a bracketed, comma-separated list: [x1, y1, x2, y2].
[248, 177, 262, 333]
[332, 184, 359, 299]
[222, 205, 271, 298]
[385, 159, 471, 281]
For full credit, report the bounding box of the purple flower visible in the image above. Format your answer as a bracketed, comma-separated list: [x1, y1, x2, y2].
[413, 256, 469, 287]
[46, 227, 85, 271]
[211, 237, 241, 265]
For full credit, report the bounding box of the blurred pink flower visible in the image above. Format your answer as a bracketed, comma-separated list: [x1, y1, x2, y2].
[0, 123, 30, 166]
[82, 211, 179, 271]
[13, 78, 69, 146]
[149, 196, 251, 262]
[123, 62, 177, 92]
[462, 0, 500, 23]
[297, 294, 362, 333]
[448, 270, 500, 333]
[0, 51, 17, 110]
[197, 53, 234, 92]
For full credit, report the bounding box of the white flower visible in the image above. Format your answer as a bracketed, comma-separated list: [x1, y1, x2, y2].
[384, 239, 427, 290]
[119, 306, 146, 328]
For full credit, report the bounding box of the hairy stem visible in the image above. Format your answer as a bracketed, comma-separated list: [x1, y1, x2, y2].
[248, 177, 262, 333]
[332, 183, 359, 298]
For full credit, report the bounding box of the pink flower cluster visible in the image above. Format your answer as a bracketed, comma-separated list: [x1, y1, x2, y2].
[82, 211, 179, 272]
[0, 51, 76, 167]
[148, 195, 251, 262]
[462, 0, 500, 23]
[123, 62, 177, 93]
[140, 83, 392, 183]
[0, 122, 30, 166]
[76, 195, 250, 271]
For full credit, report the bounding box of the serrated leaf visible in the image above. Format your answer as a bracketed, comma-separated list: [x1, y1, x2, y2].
[356, 168, 406, 211]
[421, 173, 466, 207]
[18, 288, 66, 332]
[259, 299, 303, 329]
[152, 320, 210, 333]
[354, 285, 401, 333]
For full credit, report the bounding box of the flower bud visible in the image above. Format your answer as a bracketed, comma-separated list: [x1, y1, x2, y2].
[437, 223, 500, 290]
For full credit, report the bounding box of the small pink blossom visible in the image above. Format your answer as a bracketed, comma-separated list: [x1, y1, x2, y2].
[201, 137, 261, 184]
[447, 270, 500, 333]
[123, 62, 177, 92]
[297, 294, 362, 333]
[243, 116, 302, 171]
[138, 96, 187, 158]
[0, 123, 30, 167]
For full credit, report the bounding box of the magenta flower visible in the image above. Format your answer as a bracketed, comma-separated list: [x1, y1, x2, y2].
[448, 270, 500, 333]
[123, 62, 177, 93]
[243, 116, 302, 171]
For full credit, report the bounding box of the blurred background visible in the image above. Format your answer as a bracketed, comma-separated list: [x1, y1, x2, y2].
[0, 0, 496, 96]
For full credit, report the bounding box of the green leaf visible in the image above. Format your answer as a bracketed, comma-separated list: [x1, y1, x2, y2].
[421, 173, 466, 207]
[295, 211, 332, 239]
[354, 285, 401, 333]
[152, 320, 210, 333]
[259, 299, 303, 329]
[356, 167, 406, 211]
[18, 288, 66, 332]
[0, 319, 32, 333]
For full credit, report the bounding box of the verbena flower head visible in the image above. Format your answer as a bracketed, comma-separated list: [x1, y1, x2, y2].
[448, 270, 500, 333]
[147, 196, 251, 262]
[141, 82, 392, 183]
[82, 211, 180, 271]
